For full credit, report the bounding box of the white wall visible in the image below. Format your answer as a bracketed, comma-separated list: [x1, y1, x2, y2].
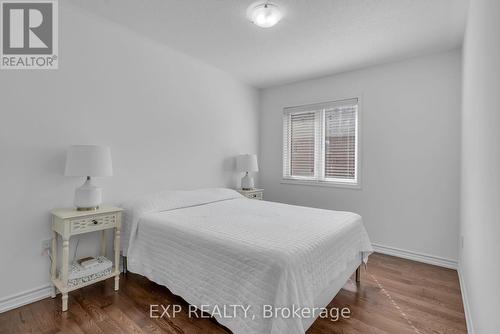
[259, 50, 461, 262]
[460, 0, 500, 332]
[0, 3, 258, 301]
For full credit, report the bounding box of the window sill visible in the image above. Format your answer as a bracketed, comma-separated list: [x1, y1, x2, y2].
[280, 178, 362, 189]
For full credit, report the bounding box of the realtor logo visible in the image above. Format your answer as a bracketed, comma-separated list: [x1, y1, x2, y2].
[1, 0, 58, 69]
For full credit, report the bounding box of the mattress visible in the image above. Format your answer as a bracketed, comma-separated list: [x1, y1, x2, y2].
[122, 188, 372, 334]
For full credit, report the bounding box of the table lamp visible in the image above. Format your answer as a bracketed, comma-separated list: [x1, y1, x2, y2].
[65, 145, 113, 211]
[236, 154, 259, 190]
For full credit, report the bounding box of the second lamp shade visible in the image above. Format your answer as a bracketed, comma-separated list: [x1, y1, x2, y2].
[236, 154, 259, 172]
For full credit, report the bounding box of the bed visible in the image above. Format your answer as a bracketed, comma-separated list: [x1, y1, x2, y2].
[121, 188, 372, 334]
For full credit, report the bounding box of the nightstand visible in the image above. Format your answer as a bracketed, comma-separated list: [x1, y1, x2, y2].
[236, 188, 264, 200]
[50, 206, 123, 311]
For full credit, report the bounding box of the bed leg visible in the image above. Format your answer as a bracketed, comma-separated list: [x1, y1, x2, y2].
[355, 265, 361, 283]
[122, 256, 128, 275]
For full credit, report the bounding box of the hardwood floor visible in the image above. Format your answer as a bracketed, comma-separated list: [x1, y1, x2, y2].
[0, 253, 467, 334]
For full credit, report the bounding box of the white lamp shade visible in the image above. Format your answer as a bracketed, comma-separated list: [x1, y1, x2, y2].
[65, 145, 113, 177]
[236, 154, 259, 172]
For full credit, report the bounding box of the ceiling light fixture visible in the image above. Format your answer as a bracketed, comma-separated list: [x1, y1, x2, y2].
[247, 2, 282, 28]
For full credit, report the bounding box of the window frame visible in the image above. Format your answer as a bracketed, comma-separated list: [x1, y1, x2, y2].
[281, 96, 362, 189]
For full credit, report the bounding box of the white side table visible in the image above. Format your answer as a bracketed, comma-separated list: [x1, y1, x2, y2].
[50, 206, 123, 311]
[236, 188, 264, 200]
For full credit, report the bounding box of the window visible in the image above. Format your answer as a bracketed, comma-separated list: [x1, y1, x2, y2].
[283, 98, 359, 187]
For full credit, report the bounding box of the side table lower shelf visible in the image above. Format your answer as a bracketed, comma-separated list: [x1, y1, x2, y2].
[52, 269, 120, 294]
[52, 270, 120, 310]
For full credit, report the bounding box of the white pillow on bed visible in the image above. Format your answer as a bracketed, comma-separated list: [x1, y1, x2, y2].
[122, 188, 242, 215]
[120, 188, 243, 254]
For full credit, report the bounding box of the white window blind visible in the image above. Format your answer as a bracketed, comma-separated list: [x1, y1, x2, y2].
[283, 98, 359, 186]
[288, 112, 316, 177]
[324, 106, 357, 180]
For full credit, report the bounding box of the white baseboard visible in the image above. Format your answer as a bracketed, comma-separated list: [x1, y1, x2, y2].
[372, 243, 458, 269]
[458, 266, 475, 334]
[0, 257, 125, 314]
[0, 284, 52, 313]
[0, 248, 462, 316]
[372, 243, 472, 332]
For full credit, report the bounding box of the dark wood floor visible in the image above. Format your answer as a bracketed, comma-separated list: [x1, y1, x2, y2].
[0, 253, 467, 334]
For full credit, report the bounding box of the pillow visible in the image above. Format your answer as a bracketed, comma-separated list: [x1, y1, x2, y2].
[121, 188, 243, 255]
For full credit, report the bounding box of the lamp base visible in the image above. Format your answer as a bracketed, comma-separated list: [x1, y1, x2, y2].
[241, 172, 255, 190]
[74, 177, 102, 210]
[76, 206, 100, 211]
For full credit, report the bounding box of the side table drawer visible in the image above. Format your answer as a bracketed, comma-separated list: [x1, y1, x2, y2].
[70, 214, 117, 234]
[245, 192, 263, 200]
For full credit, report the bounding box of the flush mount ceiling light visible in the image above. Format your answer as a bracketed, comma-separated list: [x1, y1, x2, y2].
[247, 2, 283, 28]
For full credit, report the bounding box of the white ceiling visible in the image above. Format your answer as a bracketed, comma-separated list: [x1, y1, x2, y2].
[68, 0, 469, 88]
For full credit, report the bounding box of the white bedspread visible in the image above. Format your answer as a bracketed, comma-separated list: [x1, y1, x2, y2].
[122, 188, 372, 334]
